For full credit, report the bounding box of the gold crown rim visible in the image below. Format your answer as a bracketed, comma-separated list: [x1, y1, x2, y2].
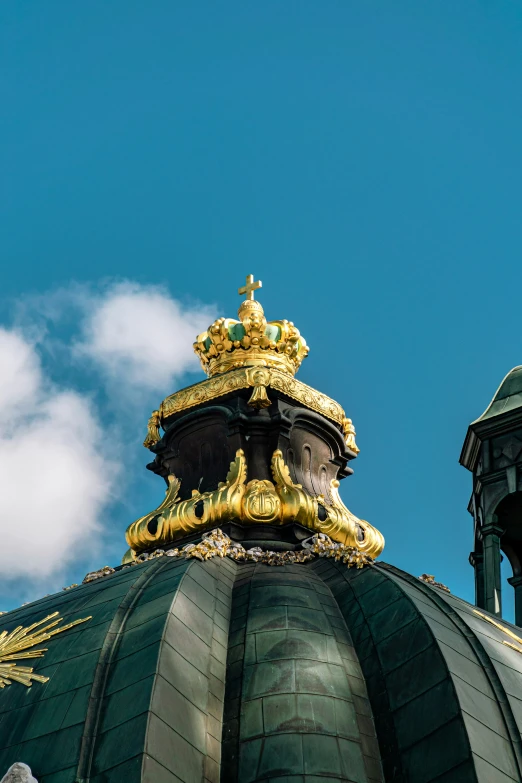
[194, 298, 309, 379]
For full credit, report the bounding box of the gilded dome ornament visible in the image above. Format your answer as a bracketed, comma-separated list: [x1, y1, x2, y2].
[133, 273, 381, 562]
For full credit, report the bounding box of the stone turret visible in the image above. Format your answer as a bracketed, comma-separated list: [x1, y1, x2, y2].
[461, 366, 522, 622]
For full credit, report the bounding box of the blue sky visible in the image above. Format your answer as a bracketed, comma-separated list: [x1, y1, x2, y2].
[1, 1, 522, 617]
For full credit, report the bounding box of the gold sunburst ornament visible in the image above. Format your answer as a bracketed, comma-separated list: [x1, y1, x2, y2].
[0, 611, 91, 688]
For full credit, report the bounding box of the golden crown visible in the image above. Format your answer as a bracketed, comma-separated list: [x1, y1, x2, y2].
[194, 274, 309, 377]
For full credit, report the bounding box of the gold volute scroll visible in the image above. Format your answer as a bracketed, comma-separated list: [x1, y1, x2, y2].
[125, 473, 182, 550]
[126, 451, 247, 553]
[126, 449, 384, 559]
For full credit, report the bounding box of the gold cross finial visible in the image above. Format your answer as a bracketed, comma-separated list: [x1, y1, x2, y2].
[238, 274, 262, 301]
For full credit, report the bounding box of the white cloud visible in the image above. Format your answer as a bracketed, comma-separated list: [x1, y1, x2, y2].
[0, 281, 215, 596]
[75, 281, 215, 392]
[0, 329, 116, 584]
[0, 330, 41, 424]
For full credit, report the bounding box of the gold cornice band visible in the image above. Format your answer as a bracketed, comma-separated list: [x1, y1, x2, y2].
[161, 367, 256, 417]
[156, 367, 359, 453]
[126, 448, 383, 558]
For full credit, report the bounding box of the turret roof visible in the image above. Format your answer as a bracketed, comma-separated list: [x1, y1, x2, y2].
[476, 365, 522, 421]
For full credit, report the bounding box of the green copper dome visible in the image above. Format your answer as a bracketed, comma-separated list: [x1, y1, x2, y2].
[0, 549, 521, 782]
[476, 365, 522, 421]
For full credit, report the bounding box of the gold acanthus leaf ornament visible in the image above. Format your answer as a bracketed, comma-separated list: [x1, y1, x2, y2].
[125, 449, 384, 559]
[0, 612, 91, 688]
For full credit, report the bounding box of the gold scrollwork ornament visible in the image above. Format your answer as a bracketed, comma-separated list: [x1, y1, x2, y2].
[126, 448, 384, 559]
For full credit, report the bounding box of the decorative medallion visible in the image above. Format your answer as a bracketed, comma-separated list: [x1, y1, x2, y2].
[0, 612, 91, 688]
[242, 479, 281, 522]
